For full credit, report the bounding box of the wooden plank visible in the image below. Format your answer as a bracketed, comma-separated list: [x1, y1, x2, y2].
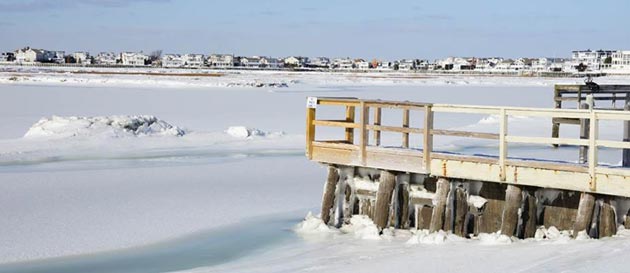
[424, 106, 434, 172]
[432, 129, 499, 140]
[373, 107, 381, 146]
[345, 106, 355, 143]
[312, 119, 360, 128]
[588, 110, 598, 191]
[306, 107, 316, 159]
[506, 136, 588, 146]
[402, 109, 410, 148]
[359, 101, 368, 166]
[499, 108, 507, 181]
[367, 125, 423, 134]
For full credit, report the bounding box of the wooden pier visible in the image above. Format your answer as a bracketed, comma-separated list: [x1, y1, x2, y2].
[306, 96, 630, 238]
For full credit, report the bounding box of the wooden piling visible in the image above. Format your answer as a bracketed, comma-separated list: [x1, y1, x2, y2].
[453, 186, 468, 237]
[500, 184, 523, 236]
[374, 170, 396, 231]
[429, 177, 450, 232]
[598, 199, 617, 238]
[522, 191, 538, 238]
[573, 192, 595, 236]
[321, 166, 340, 225]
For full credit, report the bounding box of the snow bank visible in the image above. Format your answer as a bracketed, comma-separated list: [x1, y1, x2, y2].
[24, 115, 185, 139]
[294, 212, 336, 234]
[339, 215, 381, 240]
[477, 232, 514, 245]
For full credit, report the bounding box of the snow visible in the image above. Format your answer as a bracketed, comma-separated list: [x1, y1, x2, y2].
[2, 69, 630, 272]
[294, 212, 336, 234]
[24, 115, 185, 139]
[468, 195, 489, 209]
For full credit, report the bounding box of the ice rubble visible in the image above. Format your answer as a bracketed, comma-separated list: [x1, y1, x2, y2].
[24, 115, 185, 139]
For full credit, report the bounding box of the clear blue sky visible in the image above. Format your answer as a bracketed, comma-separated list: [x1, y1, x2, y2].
[1, 0, 628, 59]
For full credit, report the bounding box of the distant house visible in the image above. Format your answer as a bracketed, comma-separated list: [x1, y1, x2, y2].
[283, 56, 301, 67]
[182, 54, 205, 67]
[376, 61, 391, 70]
[332, 58, 353, 70]
[120, 52, 148, 66]
[531, 58, 550, 71]
[571, 49, 613, 71]
[306, 57, 331, 68]
[239, 56, 262, 68]
[95, 52, 118, 65]
[162, 54, 184, 68]
[608, 50, 630, 73]
[207, 54, 234, 68]
[353, 59, 369, 70]
[72, 52, 91, 64]
[398, 59, 416, 70]
[0, 52, 15, 63]
[260, 57, 283, 68]
[15, 47, 54, 63]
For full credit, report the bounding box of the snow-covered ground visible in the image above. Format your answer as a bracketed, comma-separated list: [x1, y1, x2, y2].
[1, 70, 630, 272]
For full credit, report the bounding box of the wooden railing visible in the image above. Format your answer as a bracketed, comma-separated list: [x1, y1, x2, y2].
[306, 97, 630, 190]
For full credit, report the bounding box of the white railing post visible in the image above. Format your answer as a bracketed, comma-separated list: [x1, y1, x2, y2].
[499, 108, 508, 181]
[423, 106, 434, 172]
[359, 101, 368, 166]
[588, 109, 598, 191]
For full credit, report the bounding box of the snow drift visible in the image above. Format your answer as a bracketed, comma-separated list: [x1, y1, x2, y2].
[24, 115, 185, 139]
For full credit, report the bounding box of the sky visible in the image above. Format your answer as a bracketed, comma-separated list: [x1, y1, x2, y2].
[0, 0, 629, 60]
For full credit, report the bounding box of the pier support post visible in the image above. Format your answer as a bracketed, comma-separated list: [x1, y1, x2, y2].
[453, 186, 468, 237]
[573, 192, 595, 236]
[321, 166, 340, 225]
[599, 199, 617, 238]
[429, 178, 450, 233]
[521, 190, 538, 239]
[374, 170, 396, 231]
[500, 184, 522, 236]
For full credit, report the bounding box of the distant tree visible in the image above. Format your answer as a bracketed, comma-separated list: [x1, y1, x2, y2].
[576, 62, 588, 72]
[604, 56, 612, 64]
[149, 50, 162, 62]
[393, 63, 400, 70]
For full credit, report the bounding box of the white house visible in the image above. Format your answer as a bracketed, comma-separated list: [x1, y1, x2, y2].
[162, 54, 184, 68]
[283, 56, 302, 67]
[239, 56, 262, 68]
[72, 52, 91, 64]
[182, 54, 205, 67]
[398, 59, 417, 70]
[607, 50, 630, 73]
[260, 57, 283, 68]
[120, 52, 148, 66]
[354, 59, 369, 70]
[377, 61, 391, 70]
[51, 51, 65, 64]
[571, 49, 613, 71]
[95, 52, 118, 65]
[307, 57, 331, 68]
[332, 58, 353, 70]
[15, 47, 53, 63]
[207, 54, 234, 68]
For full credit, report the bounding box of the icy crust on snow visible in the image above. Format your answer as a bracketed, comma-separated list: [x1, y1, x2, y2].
[24, 115, 185, 139]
